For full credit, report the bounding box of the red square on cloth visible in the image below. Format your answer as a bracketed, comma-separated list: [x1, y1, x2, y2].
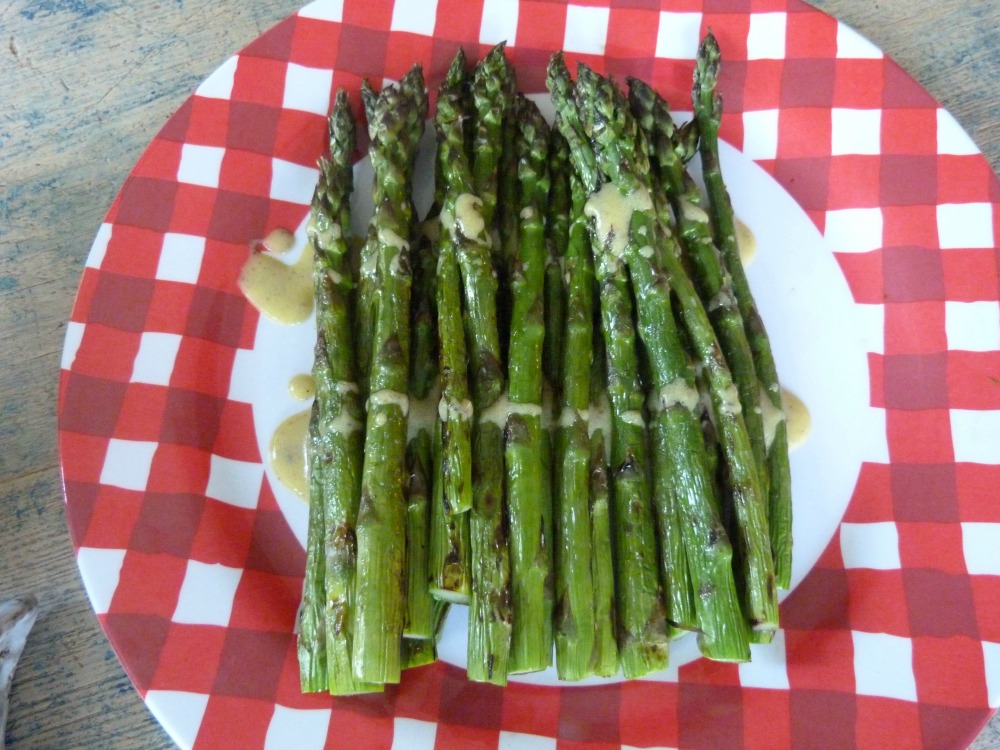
[777, 108, 831, 159]
[189, 501, 256, 568]
[617, 680, 679, 748]
[843, 462, 894, 523]
[194, 696, 274, 749]
[743, 688, 791, 750]
[149, 624, 227, 694]
[144, 443, 210, 496]
[501, 681, 561, 738]
[785, 628, 855, 693]
[70, 325, 141, 383]
[855, 696, 922, 750]
[883, 301, 946, 355]
[845, 569, 910, 635]
[110, 551, 187, 619]
[956, 464, 1000, 522]
[942, 249, 1000, 302]
[913, 636, 989, 708]
[515, 2, 567, 51]
[81, 485, 144, 549]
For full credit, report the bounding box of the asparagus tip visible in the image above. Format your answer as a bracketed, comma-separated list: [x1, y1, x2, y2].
[694, 29, 721, 104]
[445, 47, 468, 86]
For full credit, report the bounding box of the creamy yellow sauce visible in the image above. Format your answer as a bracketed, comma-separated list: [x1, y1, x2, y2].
[270, 409, 310, 500]
[454, 193, 486, 240]
[584, 182, 653, 260]
[238, 240, 313, 325]
[409, 386, 441, 440]
[735, 218, 756, 266]
[782, 388, 811, 450]
[288, 373, 315, 401]
[679, 199, 710, 225]
[261, 227, 296, 255]
[760, 385, 785, 451]
[651, 376, 701, 413]
[761, 386, 811, 451]
[477, 391, 544, 429]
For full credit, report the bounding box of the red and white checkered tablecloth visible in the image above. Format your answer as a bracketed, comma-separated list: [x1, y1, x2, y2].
[58, 0, 1000, 748]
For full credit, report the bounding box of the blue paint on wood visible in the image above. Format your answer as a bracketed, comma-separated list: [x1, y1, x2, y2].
[20, 0, 112, 22]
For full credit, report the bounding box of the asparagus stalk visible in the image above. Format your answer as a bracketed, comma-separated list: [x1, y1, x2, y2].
[548, 54, 670, 678]
[352, 69, 427, 684]
[300, 388, 328, 692]
[503, 95, 554, 675]
[402, 636, 437, 669]
[357, 68, 428, 396]
[471, 43, 515, 238]
[405, 430, 435, 638]
[467, 418, 513, 684]
[593, 96, 696, 638]
[628, 76, 768, 512]
[409, 218, 439, 400]
[573, 63, 710, 637]
[602, 310, 670, 679]
[496, 111, 519, 366]
[567, 61, 777, 639]
[544, 128, 570, 392]
[429, 416, 471, 601]
[456, 47, 520, 683]
[298, 92, 383, 695]
[433, 51, 475, 522]
[588, 426, 619, 677]
[403, 400, 446, 668]
[694, 32, 792, 592]
[403, 599, 451, 669]
[440, 49, 506, 410]
[553, 145, 597, 680]
[585, 189, 619, 678]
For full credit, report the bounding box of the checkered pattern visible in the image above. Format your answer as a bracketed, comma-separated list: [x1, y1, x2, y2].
[57, 0, 1000, 748]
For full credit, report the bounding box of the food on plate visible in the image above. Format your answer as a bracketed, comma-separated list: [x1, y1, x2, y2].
[285, 33, 795, 694]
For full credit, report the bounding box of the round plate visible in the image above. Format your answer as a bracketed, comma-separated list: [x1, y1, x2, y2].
[58, 1, 1000, 748]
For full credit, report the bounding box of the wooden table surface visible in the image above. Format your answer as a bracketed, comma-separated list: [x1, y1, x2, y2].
[1, 1, 997, 747]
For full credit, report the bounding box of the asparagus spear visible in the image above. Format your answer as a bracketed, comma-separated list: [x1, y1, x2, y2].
[357, 68, 429, 396]
[471, 43, 515, 240]
[588, 427, 619, 677]
[455, 48, 519, 682]
[434, 51, 475, 522]
[467, 417, 513, 684]
[496, 111, 518, 366]
[352, 70, 427, 684]
[299, 92, 382, 695]
[569, 61, 777, 640]
[585, 190, 619, 678]
[544, 128, 570, 392]
[503, 95, 554, 675]
[553, 142, 597, 680]
[429, 416, 471, 601]
[548, 54, 670, 678]
[600, 284, 670, 678]
[439, 50, 506, 410]
[403, 598, 452, 669]
[405, 430, 435, 638]
[573, 63, 712, 637]
[300, 387, 329, 692]
[402, 636, 437, 669]
[694, 32, 792, 592]
[628, 76, 767, 515]
[409, 218, 439, 401]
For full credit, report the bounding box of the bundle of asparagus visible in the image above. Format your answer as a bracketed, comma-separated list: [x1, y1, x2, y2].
[297, 33, 791, 694]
